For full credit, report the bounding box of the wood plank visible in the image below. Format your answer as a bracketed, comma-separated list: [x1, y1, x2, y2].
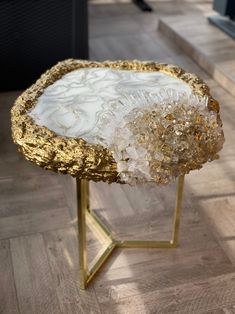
[57, 174, 77, 220]
[0, 240, 19, 314]
[90, 33, 171, 62]
[89, 1, 139, 19]
[90, 14, 143, 39]
[90, 180, 207, 241]
[10, 234, 61, 314]
[197, 197, 235, 266]
[0, 207, 71, 240]
[92, 183, 235, 304]
[0, 174, 68, 218]
[94, 246, 235, 305]
[91, 213, 225, 271]
[99, 272, 235, 314]
[43, 227, 102, 314]
[221, 306, 235, 314]
[159, 15, 235, 97]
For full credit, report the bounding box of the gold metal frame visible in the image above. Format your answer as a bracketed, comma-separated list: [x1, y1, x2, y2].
[77, 175, 185, 289]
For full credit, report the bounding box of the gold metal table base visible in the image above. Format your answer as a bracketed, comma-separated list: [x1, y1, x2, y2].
[77, 175, 185, 289]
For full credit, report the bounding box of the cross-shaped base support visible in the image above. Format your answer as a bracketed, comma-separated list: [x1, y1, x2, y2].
[77, 176, 185, 289]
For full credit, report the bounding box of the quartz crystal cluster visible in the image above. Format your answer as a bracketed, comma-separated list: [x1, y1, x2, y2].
[97, 90, 224, 185]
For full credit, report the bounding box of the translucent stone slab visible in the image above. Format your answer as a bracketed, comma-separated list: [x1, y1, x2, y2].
[29, 67, 192, 143]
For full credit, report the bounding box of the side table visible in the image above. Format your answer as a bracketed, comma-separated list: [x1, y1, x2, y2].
[11, 59, 224, 289]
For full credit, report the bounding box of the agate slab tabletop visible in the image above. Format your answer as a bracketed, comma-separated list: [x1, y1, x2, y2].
[11, 60, 224, 184]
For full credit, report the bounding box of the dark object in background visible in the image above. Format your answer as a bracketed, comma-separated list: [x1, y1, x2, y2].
[0, 0, 88, 91]
[132, 0, 153, 12]
[208, 0, 235, 41]
[213, 0, 235, 20]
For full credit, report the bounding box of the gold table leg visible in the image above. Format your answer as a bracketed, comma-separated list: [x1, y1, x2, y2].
[77, 175, 185, 289]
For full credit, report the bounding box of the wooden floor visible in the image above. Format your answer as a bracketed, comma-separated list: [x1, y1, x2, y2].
[159, 11, 235, 98]
[1, 0, 235, 313]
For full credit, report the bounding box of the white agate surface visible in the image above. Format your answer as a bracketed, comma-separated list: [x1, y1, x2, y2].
[29, 67, 192, 143]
